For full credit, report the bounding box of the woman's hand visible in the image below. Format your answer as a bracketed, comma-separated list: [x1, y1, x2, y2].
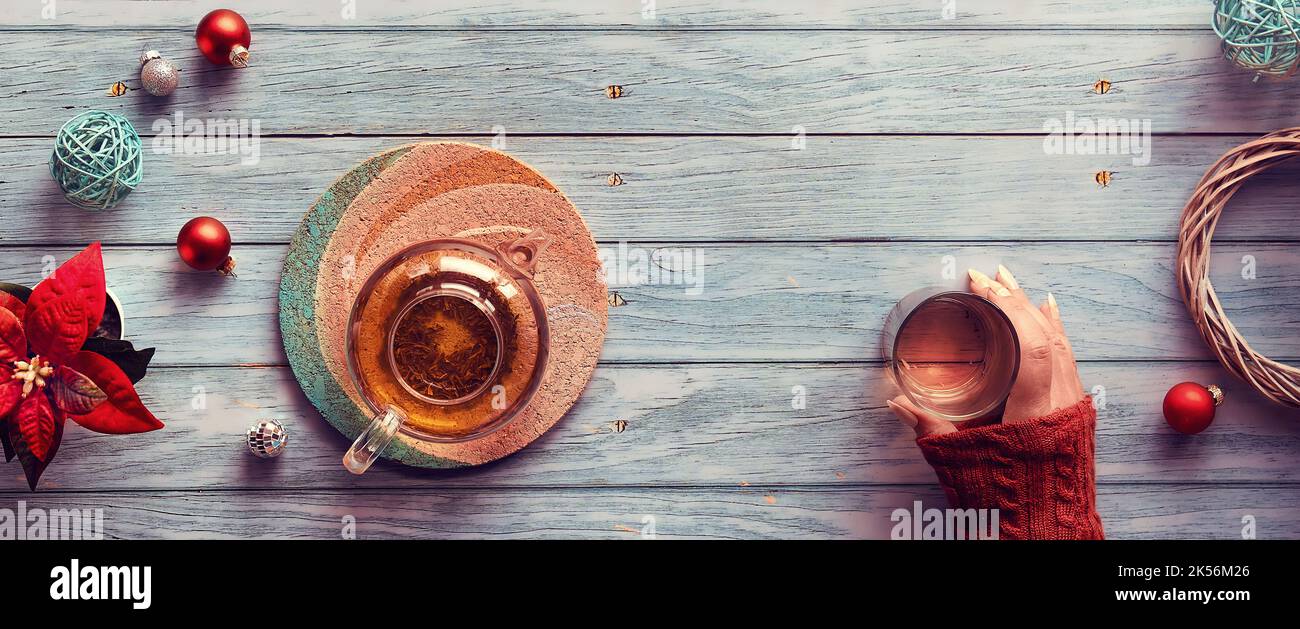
[887, 264, 1083, 436]
[884, 265, 1103, 539]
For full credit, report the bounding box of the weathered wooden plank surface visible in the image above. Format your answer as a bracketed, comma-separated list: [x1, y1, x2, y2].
[2, 361, 1295, 493]
[6, 135, 1300, 244]
[2, 31, 1294, 134]
[2, 485, 1288, 539]
[1, 2, 1295, 542]
[4, 243, 1297, 365]
[0, 0, 1212, 28]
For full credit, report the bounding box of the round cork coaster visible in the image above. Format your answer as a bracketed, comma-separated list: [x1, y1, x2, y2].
[280, 142, 607, 468]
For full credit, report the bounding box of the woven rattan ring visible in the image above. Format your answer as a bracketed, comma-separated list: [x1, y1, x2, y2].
[1177, 127, 1300, 407]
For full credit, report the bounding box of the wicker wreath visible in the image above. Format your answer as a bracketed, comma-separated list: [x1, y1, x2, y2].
[1177, 127, 1300, 407]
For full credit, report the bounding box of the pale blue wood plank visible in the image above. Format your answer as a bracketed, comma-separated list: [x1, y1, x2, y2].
[3, 243, 1297, 365]
[5, 136, 1300, 244]
[0, 31, 1292, 134]
[4, 486, 1290, 539]
[0, 361, 1294, 492]
[0, 0, 1208, 28]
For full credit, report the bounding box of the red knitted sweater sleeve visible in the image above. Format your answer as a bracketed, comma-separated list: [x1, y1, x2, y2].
[916, 397, 1104, 540]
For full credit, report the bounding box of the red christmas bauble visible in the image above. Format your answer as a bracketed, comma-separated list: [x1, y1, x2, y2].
[195, 9, 251, 67]
[177, 216, 236, 275]
[1162, 382, 1223, 435]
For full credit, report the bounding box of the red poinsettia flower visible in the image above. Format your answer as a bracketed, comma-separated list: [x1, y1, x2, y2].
[0, 243, 163, 489]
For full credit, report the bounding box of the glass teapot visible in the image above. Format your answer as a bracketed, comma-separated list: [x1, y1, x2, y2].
[341, 231, 551, 474]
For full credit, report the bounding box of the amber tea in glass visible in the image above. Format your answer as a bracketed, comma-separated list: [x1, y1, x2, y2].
[881, 288, 1020, 422]
[343, 233, 551, 474]
[354, 282, 520, 441]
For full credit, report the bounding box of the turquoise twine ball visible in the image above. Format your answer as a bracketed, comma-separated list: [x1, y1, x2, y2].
[1214, 0, 1300, 79]
[49, 110, 143, 210]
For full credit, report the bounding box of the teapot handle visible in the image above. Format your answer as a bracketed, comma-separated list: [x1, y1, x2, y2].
[496, 230, 551, 278]
[342, 405, 406, 474]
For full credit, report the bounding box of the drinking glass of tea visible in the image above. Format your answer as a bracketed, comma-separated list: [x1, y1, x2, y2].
[881, 286, 1021, 422]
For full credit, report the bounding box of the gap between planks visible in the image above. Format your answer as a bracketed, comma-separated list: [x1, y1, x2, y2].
[0, 26, 1218, 33]
[0, 484, 1289, 539]
[0, 132, 1266, 139]
[2, 481, 1296, 497]
[0, 239, 1292, 249]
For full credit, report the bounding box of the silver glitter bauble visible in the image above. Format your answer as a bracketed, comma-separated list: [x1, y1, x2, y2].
[139, 50, 180, 97]
[246, 419, 289, 458]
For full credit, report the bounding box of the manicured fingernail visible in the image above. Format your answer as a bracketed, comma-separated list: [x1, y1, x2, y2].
[971, 269, 1009, 296]
[887, 399, 918, 428]
[996, 264, 1020, 290]
[1047, 292, 1058, 311]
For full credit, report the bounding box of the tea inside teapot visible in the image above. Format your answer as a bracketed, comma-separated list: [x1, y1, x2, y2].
[346, 234, 549, 444]
[391, 293, 502, 403]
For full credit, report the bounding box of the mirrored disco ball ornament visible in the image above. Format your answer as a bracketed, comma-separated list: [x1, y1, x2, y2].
[246, 419, 289, 458]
